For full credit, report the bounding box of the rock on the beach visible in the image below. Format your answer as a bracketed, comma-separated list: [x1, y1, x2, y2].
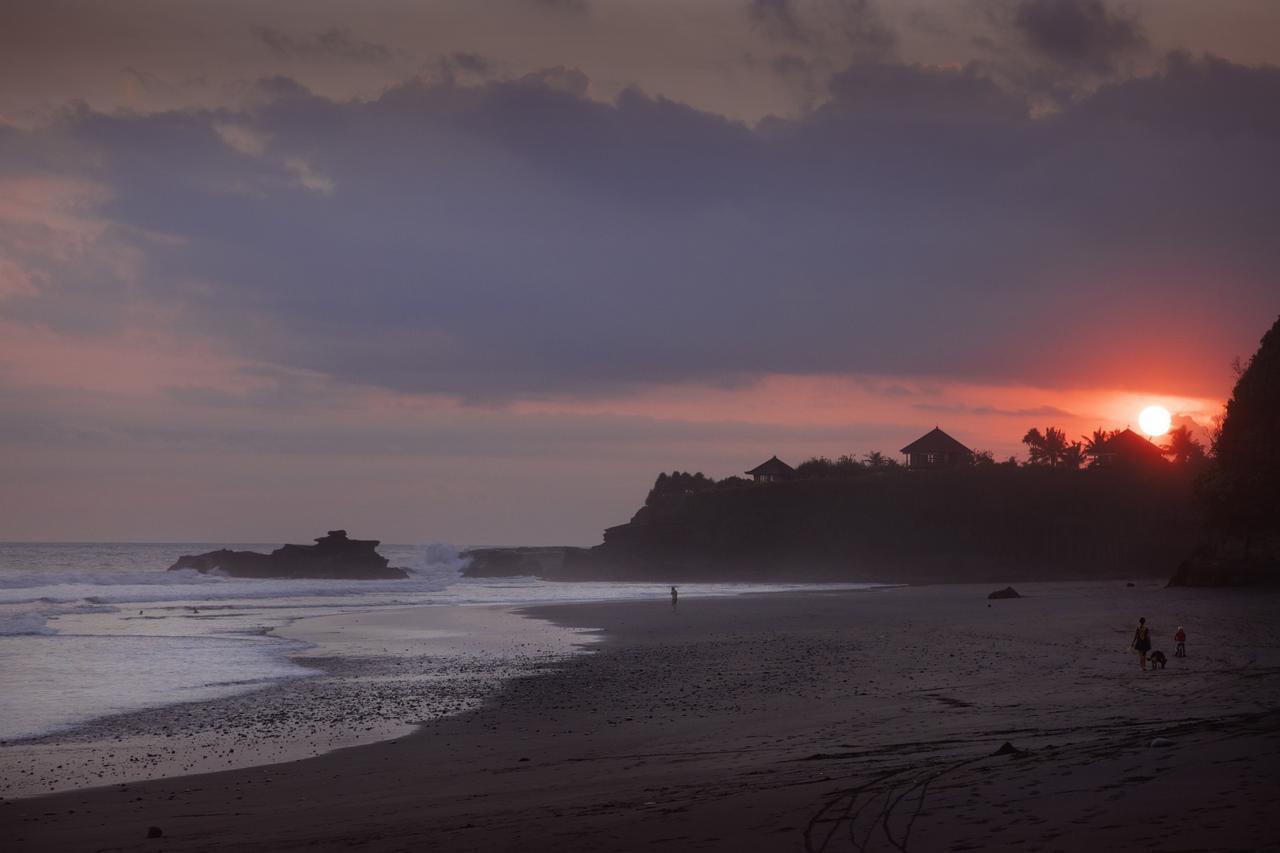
[147, 826, 163, 838]
[167, 530, 408, 580]
[987, 586, 1022, 599]
[1150, 737, 1174, 748]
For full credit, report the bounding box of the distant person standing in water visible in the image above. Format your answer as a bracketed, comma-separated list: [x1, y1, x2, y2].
[1132, 617, 1152, 670]
[670, 586, 678, 611]
[1174, 626, 1187, 658]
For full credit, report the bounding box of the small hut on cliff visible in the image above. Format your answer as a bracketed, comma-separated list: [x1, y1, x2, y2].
[745, 456, 795, 483]
[1087, 428, 1167, 467]
[900, 427, 973, 470]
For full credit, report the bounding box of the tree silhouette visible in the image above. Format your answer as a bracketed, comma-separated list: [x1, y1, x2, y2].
[1081, 427, 1117, 468]
[1022, 426, 1070, 466]
[1163, 425, 1206, 466]
[863, 451, 891, 469]
[1083, 428, 1114, 454]
[646, 470, 716, 506]
[796, 455, 870, 479]
[1202, 315, 1280, 540]
[1061, 442, 1087, 470]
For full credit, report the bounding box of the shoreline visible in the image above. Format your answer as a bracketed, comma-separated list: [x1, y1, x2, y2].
[6, 581, 1280, 851]
[0, 582, 874, 799]
[1, 603, 593, 800]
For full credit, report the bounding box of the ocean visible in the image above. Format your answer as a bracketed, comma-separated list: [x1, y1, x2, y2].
[0, 542, 871, 745]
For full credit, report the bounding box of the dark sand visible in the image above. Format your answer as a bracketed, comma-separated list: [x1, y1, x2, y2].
[5, 582, 1280, 851]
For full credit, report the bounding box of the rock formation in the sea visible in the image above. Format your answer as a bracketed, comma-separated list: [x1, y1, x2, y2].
[1169, 315, 1280, 587]
[168, 530, 408, 579]
[987, 586, 1021, 599]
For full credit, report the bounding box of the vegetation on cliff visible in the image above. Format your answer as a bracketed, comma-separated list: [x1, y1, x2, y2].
[578, 461, 1201, 583]
[1172, 315, 1280, 586]
[465, 318, 1280, 587]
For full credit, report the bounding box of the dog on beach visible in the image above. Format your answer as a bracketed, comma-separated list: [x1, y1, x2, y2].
[1148, 650, 1167, 669]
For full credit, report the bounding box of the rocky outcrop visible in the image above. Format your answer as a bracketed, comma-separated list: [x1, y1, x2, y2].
[987, 586, 1022, 599]
[168, 530, 408, 579]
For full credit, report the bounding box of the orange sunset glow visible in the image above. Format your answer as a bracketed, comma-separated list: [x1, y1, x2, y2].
[0, 1, 1274, 551]
[4, 5, 1280, 851]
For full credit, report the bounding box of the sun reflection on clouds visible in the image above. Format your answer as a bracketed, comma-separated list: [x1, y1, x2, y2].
[509, 374, 1225, 460]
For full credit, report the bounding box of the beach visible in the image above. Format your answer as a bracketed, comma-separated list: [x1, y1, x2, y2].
[5, 580, 1279, 851]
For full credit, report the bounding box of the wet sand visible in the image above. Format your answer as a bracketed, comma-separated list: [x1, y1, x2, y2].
[5, 581, 1280, 851]
[1, 604, 591, 799]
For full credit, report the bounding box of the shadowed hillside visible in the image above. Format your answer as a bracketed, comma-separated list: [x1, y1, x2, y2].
[1171, 315, 1280, 586]
[463, 463, 1202, 583]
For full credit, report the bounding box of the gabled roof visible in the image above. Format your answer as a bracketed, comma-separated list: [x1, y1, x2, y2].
[1091, 427, 1167, 460]
[900, 427, 972, 455]
[745, 455, 795, 477]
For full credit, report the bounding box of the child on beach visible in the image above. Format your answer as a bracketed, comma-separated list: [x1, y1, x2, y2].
[1132, 617, 1152, 670]
[1174, 626, 1187, 658]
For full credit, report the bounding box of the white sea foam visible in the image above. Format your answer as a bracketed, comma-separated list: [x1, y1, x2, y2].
[0, 541, 878, 742]
[0, 543, 468, 606]
[0, 613, 57, 636]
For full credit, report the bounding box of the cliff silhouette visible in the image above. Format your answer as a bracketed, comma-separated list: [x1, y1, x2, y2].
[1170, 315, 1280, 586]
[467, 464, 1200, 583]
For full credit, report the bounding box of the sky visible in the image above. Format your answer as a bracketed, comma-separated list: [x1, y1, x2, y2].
[1, 0, 1278, 545]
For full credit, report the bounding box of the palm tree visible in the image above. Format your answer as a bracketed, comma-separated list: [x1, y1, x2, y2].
[1023, 426, 1070, 466]
[1082, 427, 1115, 468]
[863, 451, 890, 469]
[1022, 428, 1047, 464]
[1082, 428, 1114, 454]
[1061, 442, 1087, 470]
[1163, 425, 1205, 465]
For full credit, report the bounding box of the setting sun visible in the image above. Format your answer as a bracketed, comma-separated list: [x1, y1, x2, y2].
[1138, 405, 1172, 437]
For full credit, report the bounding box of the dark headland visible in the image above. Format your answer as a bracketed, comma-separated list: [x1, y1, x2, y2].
[470, 316, 1280, 590]
[168, 530, 408, 579]
[464, 464, 1200, 584]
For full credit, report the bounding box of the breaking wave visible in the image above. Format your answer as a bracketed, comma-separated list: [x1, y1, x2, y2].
[0, 543, 470, 607]
[0, 613, 57, 636]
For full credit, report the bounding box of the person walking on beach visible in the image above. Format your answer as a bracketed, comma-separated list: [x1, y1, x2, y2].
[1174, 626, 1187, 658]
[670, 586, 678, 611]
[1132, 617, 1152, 670]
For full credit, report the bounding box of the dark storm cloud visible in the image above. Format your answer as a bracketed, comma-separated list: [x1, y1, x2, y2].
[253, 26, 392, 64]
[750, 0, 808, 43]
[1010, 0, 1145, 72]
[448, 52, 493, 76]
[749, 0, 896, 54]
[6, 54, 1278, 400]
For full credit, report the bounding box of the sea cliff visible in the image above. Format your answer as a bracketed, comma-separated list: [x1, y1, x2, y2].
[465, 465, 1201, 583]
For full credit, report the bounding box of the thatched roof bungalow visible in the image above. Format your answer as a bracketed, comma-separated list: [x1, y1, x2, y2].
[745, 456, 795, 483]
[1087, 428, 1167, 467]
[900, 428, 973, 470]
